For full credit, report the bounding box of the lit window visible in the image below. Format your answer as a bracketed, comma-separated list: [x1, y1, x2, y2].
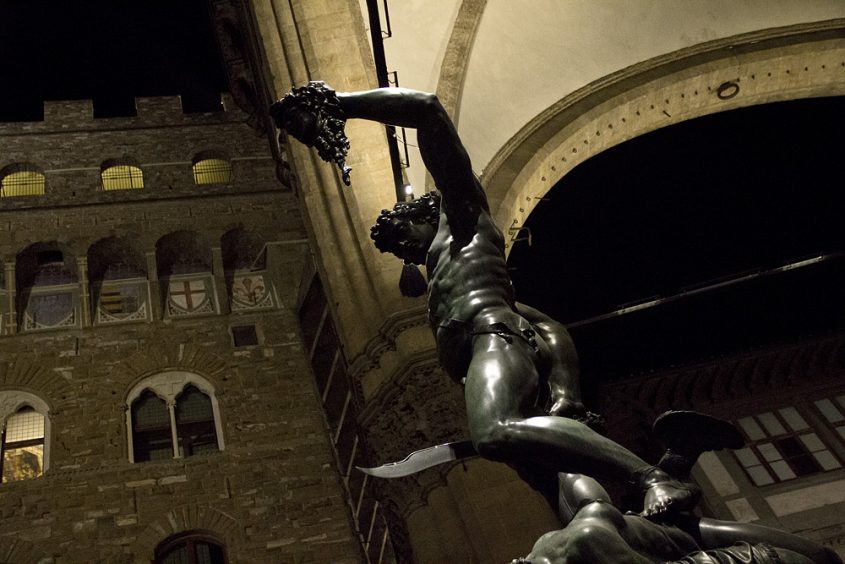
[102, 165, 144, 190]
[815, 395, 845, 443]
[155, 532, 227, 564]
[126, 372, 224, 463]
[1, 407, 45, 483]
[734, 405, 842, 486]
[1, 170, 45, 197]
[192, 159, 232, 185]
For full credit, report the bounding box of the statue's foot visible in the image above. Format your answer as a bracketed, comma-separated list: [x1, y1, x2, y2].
[641, 477, 701, 521]
[634, 466, 700, 520]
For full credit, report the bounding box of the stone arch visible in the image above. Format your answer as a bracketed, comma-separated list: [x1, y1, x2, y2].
[15, 241, 79, 331]
[117, 344, 228, 387]
[435, 0, 488, 123]
[155, 230, 213, 276]
[16, 241, 77, 288]
[86, 235, 148, 321]
[481, 21, 845, 255]
[131, 505, 242, 561]
[0, 360, 76, 415]
[87, 235, 147, 283]
[220, 226, 266, 272]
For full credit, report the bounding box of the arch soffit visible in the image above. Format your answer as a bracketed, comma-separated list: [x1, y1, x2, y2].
[0, 389, 50, 421]
[481, 21, 845, 255]
[126, 370, 217, 406]
[131, 505, 242, 559]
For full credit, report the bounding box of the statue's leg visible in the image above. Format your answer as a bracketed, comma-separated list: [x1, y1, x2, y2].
[463, 333, 697, 520]
[514, 303, 583, 416]
[696, 518, 842, 564]
[558, 473, 612, 525]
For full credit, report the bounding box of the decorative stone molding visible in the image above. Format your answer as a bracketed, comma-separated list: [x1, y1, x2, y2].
[483, 20, 845, 250]
[131, 504, 243, 561]
[347, 305, 431, 406]
[359, 356, 466, 467]
[435, 0, 488, 121]
[117, 344, 228, 383]
[0, 360, 75, 415]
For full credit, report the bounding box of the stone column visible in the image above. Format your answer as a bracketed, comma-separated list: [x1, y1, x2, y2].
[146, 252, 160, 321]
[247, 0, 432, 393]
[211, 247, 230, 314]
[167, 401, 180, 459]
[4, 261, 15, 335]
[76, 256, 91, 327]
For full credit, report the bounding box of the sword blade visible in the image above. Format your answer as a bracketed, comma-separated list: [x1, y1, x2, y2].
[357, 440, 477, 478]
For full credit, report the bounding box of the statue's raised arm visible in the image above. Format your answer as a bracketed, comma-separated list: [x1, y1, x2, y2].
[271, 82, 487, 218]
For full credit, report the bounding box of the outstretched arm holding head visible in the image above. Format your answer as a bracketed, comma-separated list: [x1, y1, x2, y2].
[271, 83, 486, 217]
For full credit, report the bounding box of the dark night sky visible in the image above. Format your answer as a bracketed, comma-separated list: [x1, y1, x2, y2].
[1, 3, 842, 386]
[509, 96, 845, 385]
[0, 1, 227, 119]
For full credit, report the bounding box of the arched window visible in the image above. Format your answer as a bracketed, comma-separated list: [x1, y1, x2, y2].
[126, 372, 224, 463]
[1, 167, 45, 197]
[0, 391, 50, 483]
[155, 531, 227, 564]
[192, 158, 232, 185]
[101, 163, 144, 190]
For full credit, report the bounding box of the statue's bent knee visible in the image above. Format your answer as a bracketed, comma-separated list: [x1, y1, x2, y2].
[473, 421, 521, 461]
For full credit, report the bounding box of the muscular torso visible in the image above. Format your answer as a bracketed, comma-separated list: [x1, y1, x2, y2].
[426, 206, 515, 324]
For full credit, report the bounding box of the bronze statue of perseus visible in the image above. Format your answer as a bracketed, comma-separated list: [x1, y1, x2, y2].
[271, 81, 698, 519]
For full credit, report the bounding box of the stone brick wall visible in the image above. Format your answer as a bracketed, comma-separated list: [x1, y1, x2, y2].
[0, 99, 361, 563]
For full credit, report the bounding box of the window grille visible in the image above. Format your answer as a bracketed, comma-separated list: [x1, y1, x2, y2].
[734, 405, 842, 486]
[102, 165, 144, 190]
[1, 407, 45, 483]
[192, 159, 232, 185]
[1, 170, 45, 197]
